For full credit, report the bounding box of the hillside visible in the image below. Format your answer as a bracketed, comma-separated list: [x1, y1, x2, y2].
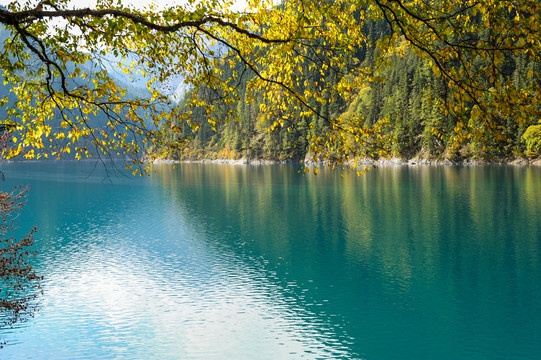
[158, 16, 541, 164]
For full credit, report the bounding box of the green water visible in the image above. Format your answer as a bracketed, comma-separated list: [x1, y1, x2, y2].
[1, 162, 540, 359]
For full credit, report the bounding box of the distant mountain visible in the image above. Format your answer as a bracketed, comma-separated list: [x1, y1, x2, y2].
[0, 23, 174, 159]
[100, 52, 185, 103]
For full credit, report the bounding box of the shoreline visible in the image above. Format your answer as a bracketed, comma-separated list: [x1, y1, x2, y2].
[2, 156, 539, 167]
[152, 156, 541, 167]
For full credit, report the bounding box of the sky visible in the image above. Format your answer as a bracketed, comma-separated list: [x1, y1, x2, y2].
[0, 1, 184, 9]
[0, 0, 247, 10]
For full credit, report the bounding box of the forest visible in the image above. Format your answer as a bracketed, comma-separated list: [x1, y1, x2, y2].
[0, 1, 540, 170]
[162, 15, 541, 164]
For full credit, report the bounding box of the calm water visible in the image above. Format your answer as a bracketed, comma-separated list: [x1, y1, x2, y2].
[1, 161, 541, 359]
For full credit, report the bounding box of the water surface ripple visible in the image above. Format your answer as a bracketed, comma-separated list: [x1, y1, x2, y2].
[0, 162, 540, 359]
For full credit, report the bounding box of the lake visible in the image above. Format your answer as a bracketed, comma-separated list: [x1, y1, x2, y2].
[0, 161, 540, 359]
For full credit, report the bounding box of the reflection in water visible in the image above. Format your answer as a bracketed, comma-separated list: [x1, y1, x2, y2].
[0, 162, 353, 359]
[0, 162, 540, 359]
[153, 164, 541, 359]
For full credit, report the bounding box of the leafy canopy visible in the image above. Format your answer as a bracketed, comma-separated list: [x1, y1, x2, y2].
[0, 0, 540, 171]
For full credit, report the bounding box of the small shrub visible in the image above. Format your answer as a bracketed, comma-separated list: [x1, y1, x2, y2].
[521, 125, 541, 156]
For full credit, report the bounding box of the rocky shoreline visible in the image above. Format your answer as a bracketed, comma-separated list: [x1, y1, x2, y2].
[152, 156, 541, 167]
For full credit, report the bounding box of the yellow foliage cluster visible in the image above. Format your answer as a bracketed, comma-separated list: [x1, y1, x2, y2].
[0, 0, 539, 171]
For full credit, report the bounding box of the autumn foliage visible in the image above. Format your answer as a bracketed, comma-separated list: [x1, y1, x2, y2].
[0, 0, 540, 168]
[0, 184, 41, 329]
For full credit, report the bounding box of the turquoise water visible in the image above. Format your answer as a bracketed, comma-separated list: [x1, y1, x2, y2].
[1, 161, 541, 359]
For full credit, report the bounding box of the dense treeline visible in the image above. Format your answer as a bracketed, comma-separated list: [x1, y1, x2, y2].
[160, 15, 541, 163]
[2, 1, 540, 165]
